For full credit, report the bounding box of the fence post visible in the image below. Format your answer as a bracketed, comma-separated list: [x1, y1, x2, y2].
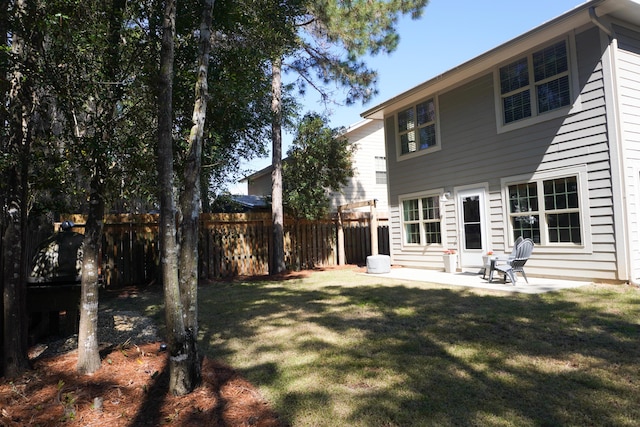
[337, 207, 345, 265]
[370, 200, 378, 256]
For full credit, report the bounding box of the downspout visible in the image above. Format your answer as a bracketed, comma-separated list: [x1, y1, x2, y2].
[589, 6, 612, 37]
[590, 7, 638, 286]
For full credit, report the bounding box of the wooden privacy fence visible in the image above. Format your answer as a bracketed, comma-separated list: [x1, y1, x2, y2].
[56, 212, 389, 287]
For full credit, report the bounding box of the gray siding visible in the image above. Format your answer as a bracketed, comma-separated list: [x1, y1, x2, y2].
[386, 26, 620, 280]
[615, 24, 640, 282]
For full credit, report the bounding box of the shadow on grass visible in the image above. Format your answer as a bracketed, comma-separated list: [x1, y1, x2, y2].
[194, 271, 640, 426]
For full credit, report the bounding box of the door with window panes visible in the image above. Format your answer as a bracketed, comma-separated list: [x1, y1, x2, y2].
[457, 188, 488, 268]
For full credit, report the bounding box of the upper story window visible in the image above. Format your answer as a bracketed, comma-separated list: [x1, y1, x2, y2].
[498, 39, 574, 129]
[397, 98, 438, 158]
[375, 156, 387, 185]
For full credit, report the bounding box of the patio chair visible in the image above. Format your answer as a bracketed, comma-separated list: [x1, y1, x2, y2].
[493, 238, 534, 284]
[482, 236, 523, 279]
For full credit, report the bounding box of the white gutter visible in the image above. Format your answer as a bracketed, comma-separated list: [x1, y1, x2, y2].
[589, 6, 613, 36]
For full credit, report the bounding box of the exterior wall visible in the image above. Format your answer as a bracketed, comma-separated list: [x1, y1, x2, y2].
[328, 119, 389, 214]
[615, 23, 640, 283]
[246, 171, 272, 196]
[385, 25, 622, 281]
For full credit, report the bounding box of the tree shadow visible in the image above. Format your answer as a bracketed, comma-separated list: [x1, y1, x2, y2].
[127, 357, 169, 427]
[195, 273, 640, 426]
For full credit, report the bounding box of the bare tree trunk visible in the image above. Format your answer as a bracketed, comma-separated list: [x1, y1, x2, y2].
[176, 0, 215, 392]
[2, 177, 30, 378]
[158, 0, 195, 396]
[76, 0, 126, 375]
[2, 0, 31, 378]
[270, 56, 286, 275]
[76, 172, 104, 374]
[0, 0, 7, 375]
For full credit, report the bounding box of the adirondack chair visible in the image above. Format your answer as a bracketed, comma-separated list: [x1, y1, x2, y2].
[482, 236, 523, 279]
[493, 238, 535, 284]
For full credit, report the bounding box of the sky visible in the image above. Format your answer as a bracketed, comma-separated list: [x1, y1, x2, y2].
[230, 0, 586, 192]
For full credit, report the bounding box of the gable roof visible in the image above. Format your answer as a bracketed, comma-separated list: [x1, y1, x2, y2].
[362, 0, 640, 120]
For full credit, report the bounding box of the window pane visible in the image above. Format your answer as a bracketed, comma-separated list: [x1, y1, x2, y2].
[416, 99, 436, 125]
[405, 223, 420, 244]
[500, 57, 529, 94]
[400, 131, 417, 154]
[503, 90, 531, 123]
[403, 199, 419, 221]
[422, 196, 440, 220]
[548, 212, 581, 243]
[375, 156, 386, 185]
[398, 108, 414, 132]
[424, 222, 442, 244]
[537, 75, 570, 113]
[544, 177, 578, 210]
[509, 183, 538, 213]
[463, 196, 480, 222]
[512, 215, 541, 244]
[464, 223, 482, 250]
[533, 41, 568, 82]
[419, 124, 436, 149]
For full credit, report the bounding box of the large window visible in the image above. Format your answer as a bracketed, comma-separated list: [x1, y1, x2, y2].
[397, 98, 437, 156]
[507, 175, 582, 245]
[499, 39, 571, 125]
[402, 195, 441, 245]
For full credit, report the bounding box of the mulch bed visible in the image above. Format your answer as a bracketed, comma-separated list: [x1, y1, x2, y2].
[1, 342, 284, 426]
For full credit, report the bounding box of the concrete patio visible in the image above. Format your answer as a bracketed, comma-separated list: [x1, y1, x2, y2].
[366, 266, 593, 294]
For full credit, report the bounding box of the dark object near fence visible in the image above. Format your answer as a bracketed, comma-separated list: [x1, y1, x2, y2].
[27, 221, 83, 340]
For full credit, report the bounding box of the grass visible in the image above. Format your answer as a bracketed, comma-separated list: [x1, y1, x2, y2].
[106, 268, 640, 426]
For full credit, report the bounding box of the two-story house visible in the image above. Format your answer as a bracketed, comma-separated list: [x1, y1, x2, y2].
[362, 0, 640, 283]
[243, 118, 389, 216]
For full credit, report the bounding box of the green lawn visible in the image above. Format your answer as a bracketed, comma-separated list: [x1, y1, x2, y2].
[113, 268, 640, 426]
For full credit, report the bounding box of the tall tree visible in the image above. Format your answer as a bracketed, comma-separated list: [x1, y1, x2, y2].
[2, 0, 32, 377]
[157, 0, 186, 395]
[75, 0, 128, 375]
[157, 0, 210, 396]
[35, 0, 158, 374]
[283, 113, 354, 220]
[175, 0, 215, 393]
[270, 0, 429, 273]
[271, 56, 286, 274]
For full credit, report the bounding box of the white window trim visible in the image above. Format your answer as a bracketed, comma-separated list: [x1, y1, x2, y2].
[374, 156, 387, 185]
[395, 96, 442, 162]
[500, 165, 592, 254]
[399, 189, 445, 250]
[494, 34, 582, 134]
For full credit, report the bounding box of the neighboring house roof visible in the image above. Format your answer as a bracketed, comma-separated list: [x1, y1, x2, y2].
[361, 0, 640, 120]
[240, 164, 273, 184]
[232, 194, 269, 209]
[212, 194, 270, 213]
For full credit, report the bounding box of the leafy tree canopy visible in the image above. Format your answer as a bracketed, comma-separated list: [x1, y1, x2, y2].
[283, 113, 354, 220]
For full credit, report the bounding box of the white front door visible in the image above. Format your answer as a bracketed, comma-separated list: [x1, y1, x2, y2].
[457, 187, 488, 268]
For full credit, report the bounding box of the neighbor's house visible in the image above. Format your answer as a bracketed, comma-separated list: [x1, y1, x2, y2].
[243, 118, 389, 215]
[361, 0, 640, 283]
